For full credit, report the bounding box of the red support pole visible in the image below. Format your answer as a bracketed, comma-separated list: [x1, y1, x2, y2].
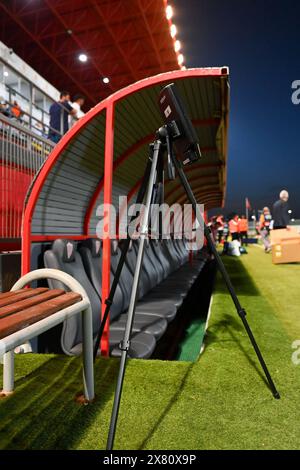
[100, 103, 115, 356]
[21, 218, 31, 276]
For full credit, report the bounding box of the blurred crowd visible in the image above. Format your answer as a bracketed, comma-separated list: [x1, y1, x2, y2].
[208, 190, 291, 255]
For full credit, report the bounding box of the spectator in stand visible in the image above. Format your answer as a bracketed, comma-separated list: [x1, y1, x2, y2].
[48, 91, 76, 143]
[272, 190, 291, 230]
[0, 99, 10, 117]
[34, 121, 47, 138]
[216, 215, 225, 243]
[229, 214, 240, 241]
[10, 100, 23, 121]
[259, 207, 272, 253]
[238, 215, 248, 246]
[70, 94, 85, 126]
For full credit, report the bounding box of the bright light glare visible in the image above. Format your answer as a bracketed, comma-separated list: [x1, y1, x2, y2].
[170, 24, 177, 38]
[288, 209, 292, 214]
[103, 77, 110, 84]
[78, 53, 88, 62]
[166, 5, 173, 20]
[3, 71, 9, 77]
[177, 53, 184, 65]
[174, 40, 181, 52]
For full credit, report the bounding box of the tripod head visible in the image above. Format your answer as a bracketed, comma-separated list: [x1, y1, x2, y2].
[156, 125, 176, 181]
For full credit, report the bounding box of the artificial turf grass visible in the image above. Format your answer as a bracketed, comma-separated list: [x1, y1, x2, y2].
[1, 249, 300, 450]
[239, 245, 300, 339]
[175, 318, 206, 361]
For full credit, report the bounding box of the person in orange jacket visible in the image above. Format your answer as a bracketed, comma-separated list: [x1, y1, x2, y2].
[229, 214, 240, 241]
[238, 215, 248, 246]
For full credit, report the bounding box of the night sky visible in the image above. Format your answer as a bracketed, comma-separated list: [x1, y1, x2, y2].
[174, 0, 300, 217]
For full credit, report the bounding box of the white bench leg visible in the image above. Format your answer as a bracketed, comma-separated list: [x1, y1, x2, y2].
[2, 351, 14, 395]
[81, 306, 95, 401]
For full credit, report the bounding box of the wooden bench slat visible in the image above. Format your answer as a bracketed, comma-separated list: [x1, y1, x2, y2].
[0, 288, 49, 308]
[0, 289, 66, 319]
[0, 292, 82, 340]
[0, 289, 34, 301]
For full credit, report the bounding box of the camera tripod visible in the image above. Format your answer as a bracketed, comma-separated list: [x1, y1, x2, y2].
[93, 125, 280, 450]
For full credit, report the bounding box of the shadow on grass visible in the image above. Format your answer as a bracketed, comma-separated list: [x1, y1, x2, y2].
[217, 255, 260, 296]
[138, 362, 194, 449]
[206, 255, 274, 390]
[205, 314, 270, 392]
[0, 356, 119, 450]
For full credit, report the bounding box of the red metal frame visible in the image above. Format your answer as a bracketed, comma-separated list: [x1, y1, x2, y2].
[100, 103, 115, 355]
[21, 68, 228, 356]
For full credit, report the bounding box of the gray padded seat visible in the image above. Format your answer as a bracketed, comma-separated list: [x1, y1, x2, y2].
[44, 239, 156, 358]
[125, 241, 151, 299]
[110, 241, 177, 322]
[79, 239, 167, 340]
[146, 241, 192, 296]
[129, 239, 184, 305]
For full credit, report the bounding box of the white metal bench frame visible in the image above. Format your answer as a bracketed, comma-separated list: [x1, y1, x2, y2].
[0, 269, 94, 401]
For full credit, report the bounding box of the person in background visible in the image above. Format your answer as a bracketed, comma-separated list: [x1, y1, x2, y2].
[259, 207, 272, 253]
[0, 99, 10, 117]
[34, 121, 47, 138]
[223, 219, 229, 242]
[208, 216, 218, 242]
[70, 94, 85, 126]
[48, 91, 76, 143]
[229, 214, 240, 241]
[272, 190, 290, 230]
[238, 215, 248, 246]
[216, 214, 225, 244]
[10, 100, 23, 121]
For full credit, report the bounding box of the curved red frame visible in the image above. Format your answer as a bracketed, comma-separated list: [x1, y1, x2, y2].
[22, 68, 229, 355]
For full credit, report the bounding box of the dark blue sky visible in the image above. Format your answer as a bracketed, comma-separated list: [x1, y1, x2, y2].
[174, 0, 300, 216]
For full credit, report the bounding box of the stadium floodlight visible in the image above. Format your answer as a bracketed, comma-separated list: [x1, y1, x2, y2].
[170, 24, 177, 37]
[166, 4, 173, 20]
[78, 53, 88, 62]
[158, 83, 201, 165]
[174, 40, 181, 52]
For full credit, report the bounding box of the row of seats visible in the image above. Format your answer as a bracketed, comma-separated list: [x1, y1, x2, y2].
[43, 237, 206, 359]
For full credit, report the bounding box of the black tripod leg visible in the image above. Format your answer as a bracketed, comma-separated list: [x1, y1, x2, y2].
[174, 160, 280, 399]
[93, 155, 153, 360]
[106, 139, 163, 450]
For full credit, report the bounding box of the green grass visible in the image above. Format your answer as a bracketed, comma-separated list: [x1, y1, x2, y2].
[1, 247, 300, 450]
[175, 317, 206, 361]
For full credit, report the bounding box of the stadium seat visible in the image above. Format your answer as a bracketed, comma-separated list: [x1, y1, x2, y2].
[109, 241, 177, 323]
[79, 239, 167, 340]
[44, 239, 156, 358]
